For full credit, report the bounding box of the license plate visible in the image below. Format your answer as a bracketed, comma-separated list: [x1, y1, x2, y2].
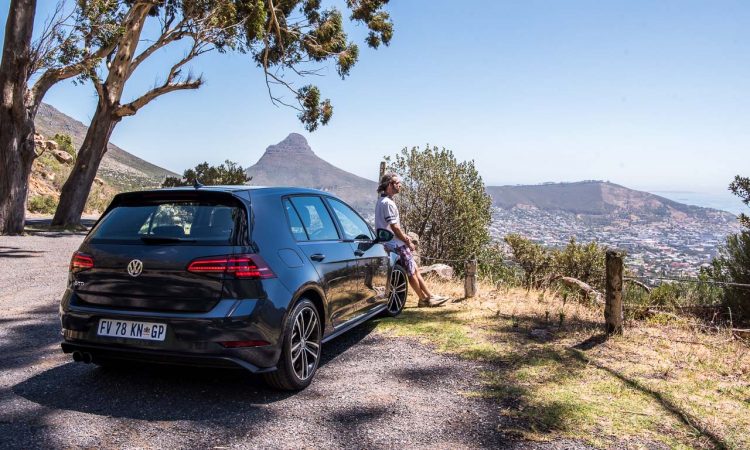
[96, 319, 167, 341]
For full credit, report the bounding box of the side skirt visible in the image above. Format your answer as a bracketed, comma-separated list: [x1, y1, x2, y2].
[321, 304, 387, 344]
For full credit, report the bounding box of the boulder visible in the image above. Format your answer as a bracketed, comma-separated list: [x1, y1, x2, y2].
[419, 263, 454, 280]
[45, 140, 59, 152]
[52, 149, 73, 164]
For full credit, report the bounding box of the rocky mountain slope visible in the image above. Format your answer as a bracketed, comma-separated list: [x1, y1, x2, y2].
[486, 181, 736, 223]
[35, 103, 177, 190]
[245, 133, 377, 211]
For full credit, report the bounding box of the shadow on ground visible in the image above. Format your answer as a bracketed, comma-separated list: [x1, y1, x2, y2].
[12, 321, 377, 422]
[381, 305, 731, 449]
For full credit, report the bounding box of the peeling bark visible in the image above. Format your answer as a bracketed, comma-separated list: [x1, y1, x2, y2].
[0, 0, 37, 234]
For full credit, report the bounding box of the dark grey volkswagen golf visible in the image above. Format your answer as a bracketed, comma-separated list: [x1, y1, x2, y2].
[60, 186, 408, 390]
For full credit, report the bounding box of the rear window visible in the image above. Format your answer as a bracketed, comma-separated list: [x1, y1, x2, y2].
[90, 201, 242, 244]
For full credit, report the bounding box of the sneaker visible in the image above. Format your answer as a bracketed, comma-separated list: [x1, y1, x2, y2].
[418, 295, 449, 307]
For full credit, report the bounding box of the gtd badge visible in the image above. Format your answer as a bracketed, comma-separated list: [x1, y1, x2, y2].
[127, 259, 143, 277]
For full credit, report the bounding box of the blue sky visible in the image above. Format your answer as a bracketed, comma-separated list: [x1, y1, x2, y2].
[3, 1, 749, 210]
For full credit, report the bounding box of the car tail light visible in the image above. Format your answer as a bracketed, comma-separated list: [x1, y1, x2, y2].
[219, 340, 270, 348]
[70, 251, 94, 272]
[187, 254, 275, 279]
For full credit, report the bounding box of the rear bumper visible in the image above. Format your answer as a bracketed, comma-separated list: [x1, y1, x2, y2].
[59, 279, 294, 372]
[60, 341, 276, 373]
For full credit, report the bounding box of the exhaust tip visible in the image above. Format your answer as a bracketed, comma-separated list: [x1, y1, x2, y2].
[82, 352, 93, 364]
[72, 351, 83, 362]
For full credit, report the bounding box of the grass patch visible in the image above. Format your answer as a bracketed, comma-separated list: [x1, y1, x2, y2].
[374, 277, 750, 449]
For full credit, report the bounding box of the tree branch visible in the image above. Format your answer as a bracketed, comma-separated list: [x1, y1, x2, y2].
[29, 40, 115, 112]
[115, 78, 202, 117]
[128, 18, 189, 78]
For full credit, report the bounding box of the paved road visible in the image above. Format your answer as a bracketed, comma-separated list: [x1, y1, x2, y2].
[0, 232, 587, 449]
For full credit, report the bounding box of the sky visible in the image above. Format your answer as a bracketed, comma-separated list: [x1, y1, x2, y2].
[2, 1, 749, 212]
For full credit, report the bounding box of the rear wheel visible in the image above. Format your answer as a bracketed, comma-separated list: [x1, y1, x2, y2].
[382, 264, 408, 317]
[263, 298, 322, 390]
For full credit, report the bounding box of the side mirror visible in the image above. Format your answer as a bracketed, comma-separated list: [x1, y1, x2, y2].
[375, 228, 394, 243]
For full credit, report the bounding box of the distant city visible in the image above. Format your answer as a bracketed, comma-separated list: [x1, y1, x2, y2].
[489, 207, 741, 278]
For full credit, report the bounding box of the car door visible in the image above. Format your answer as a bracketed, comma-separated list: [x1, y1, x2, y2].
[325, 197, 389, 317]
[285, 196, 360, 328]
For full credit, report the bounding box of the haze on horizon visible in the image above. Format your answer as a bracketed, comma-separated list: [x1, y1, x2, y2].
[2, 1, 748, 210]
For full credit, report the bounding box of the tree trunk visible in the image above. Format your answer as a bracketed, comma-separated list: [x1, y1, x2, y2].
[51, 103, 118, 228]
[0, 0, 37, 234]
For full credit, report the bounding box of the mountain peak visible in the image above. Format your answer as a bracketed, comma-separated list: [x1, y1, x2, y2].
[263, 133, 314, 156]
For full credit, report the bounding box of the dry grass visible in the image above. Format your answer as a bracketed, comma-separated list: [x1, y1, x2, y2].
[374, 276, 750, 449]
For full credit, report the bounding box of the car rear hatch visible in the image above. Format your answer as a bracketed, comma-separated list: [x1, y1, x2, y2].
[72, 190, 250, 313]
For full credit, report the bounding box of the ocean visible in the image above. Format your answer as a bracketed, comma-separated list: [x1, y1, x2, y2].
[651, 190, 746, 216]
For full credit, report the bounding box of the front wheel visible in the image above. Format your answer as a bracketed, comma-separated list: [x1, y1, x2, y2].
[382, 264, 408, 317]
[263, 298, 322, 391]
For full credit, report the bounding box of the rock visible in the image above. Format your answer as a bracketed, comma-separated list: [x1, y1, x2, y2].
[93, 177, 104, 186]
[45, 140, 59, 152]
[419, 263, 454, 280]
[529, 328, 553, 342]
[52, 149, 73, 164]
[407, 232, 420, 249]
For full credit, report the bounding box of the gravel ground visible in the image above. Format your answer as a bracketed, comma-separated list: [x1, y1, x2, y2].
[0, 232, 594, 449]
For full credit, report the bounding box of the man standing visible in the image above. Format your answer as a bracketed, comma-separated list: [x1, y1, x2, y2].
[376, 172, 448, 307]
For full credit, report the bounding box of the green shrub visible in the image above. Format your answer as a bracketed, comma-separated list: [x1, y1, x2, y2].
[477, 242, 524, 287]
[706, 231, 750, 324]
[28, 195, 58, 214]
[53, 133, 76, 160]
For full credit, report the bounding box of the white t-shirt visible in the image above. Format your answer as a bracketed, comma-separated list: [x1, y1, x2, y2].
[375, 195, 406, 248]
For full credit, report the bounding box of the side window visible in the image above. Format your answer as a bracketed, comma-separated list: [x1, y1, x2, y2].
[327, 198, 373, 241]
[284, 199, 308, 241]
[289, 196, 340, 241]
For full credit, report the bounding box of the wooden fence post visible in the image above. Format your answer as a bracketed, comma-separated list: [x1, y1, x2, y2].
[464, 256, 477, 298]
[605, 250, 624, 335]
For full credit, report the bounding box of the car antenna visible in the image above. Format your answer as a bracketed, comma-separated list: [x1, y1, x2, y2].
[193, 178, 204, 189]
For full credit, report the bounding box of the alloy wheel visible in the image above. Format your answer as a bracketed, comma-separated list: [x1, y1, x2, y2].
[387, 267, 407, 314]
[290, 305, 320, 380]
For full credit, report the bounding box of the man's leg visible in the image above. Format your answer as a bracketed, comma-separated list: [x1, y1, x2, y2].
[413, 271, 432, 299]
[407, 274, 427, 300]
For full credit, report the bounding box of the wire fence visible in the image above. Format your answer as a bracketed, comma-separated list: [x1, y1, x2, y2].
[418, 253, 750, 290]
[627, 276, 750, 290]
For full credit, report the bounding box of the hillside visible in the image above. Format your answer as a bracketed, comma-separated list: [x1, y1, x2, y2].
[35, 103, 178, 190]
[486, 181, 736, 223]
[245, 133, 377, 212]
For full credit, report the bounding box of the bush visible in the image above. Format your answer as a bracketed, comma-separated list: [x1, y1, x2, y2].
[53, 133, 76, 160]
[504, 234, 552, 289]
[706, 231, 750, 324]
[503, 235, 606, 292]
[163, 160, 249, 187]
[385, 145, 492, 268]
[551, 238, 606, 291]
[28, 195, 58, 214]
[477, 243, 524, 287]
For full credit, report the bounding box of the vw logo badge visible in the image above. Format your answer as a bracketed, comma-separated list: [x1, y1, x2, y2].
[127, 259, 143, 277]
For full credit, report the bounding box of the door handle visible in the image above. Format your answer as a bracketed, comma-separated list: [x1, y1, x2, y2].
[354, 249, 365, 257]
[310, 253, 326, 262]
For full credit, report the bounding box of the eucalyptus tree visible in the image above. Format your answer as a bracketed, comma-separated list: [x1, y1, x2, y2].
[0, 0, 121, 234]
[51, 0, 393, 228]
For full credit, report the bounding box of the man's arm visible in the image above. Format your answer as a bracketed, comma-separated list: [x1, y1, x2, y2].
[390, 223, 414, 251]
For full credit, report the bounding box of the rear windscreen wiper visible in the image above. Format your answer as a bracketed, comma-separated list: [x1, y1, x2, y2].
[140, 236, 196, 244]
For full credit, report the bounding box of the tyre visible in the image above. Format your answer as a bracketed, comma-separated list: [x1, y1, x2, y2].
[263, 298, 322, 390]
[382, 264, 408, 317]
